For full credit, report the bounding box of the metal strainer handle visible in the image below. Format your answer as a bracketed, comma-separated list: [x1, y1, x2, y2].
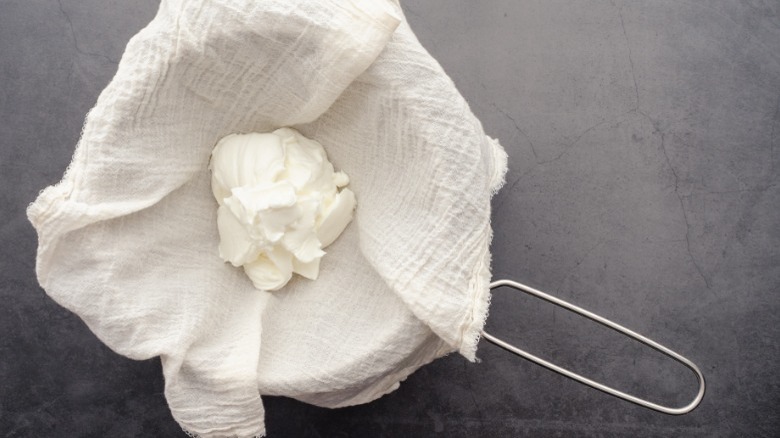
[481, 278, 706, 415]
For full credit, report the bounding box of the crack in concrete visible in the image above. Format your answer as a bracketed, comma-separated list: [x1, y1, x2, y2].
[538, 109, 634, 166]
[491, 1, 642, 212]
[656, 129, 712, 289]
[556, 239, 606, 294]
[491, 103, 539, 160]
[57, 0, 118, 65]
[615, 2, 641, 111]
[540, 119, 605, 165]
[492, 171, 527, 215]
[492, 109, 635, 215]
[624, 107, 716, 291]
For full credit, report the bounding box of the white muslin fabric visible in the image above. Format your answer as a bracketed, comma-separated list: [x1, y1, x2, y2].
[27, 0, 508, 436]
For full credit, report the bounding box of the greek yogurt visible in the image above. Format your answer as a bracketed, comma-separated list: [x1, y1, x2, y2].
[210, 128, 356, 291]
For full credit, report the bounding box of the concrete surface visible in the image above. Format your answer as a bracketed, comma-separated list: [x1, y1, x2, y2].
[1, 0, 778, 436]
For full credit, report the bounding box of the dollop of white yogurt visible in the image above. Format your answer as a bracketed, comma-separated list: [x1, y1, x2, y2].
[210, 128, 356, 291]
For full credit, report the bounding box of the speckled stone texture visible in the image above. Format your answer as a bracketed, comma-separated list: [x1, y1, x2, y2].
[1, 0, 778, 436]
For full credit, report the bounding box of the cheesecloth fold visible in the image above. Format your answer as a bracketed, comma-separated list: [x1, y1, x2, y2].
[27, 0, 508, 436]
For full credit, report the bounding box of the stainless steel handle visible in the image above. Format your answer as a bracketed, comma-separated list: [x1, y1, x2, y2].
[481, 278, 706, 415]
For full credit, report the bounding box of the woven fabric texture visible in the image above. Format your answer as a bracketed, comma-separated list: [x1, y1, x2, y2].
[27, 0, 507, 436]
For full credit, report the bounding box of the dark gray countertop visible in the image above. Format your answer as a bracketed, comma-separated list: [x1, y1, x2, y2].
[2, 1, 778, 436]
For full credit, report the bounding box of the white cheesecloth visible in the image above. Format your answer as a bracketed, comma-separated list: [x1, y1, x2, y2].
[27, 0, 508, 436]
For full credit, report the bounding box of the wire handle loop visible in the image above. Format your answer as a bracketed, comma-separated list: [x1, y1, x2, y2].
[481, 279, 705, 415]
